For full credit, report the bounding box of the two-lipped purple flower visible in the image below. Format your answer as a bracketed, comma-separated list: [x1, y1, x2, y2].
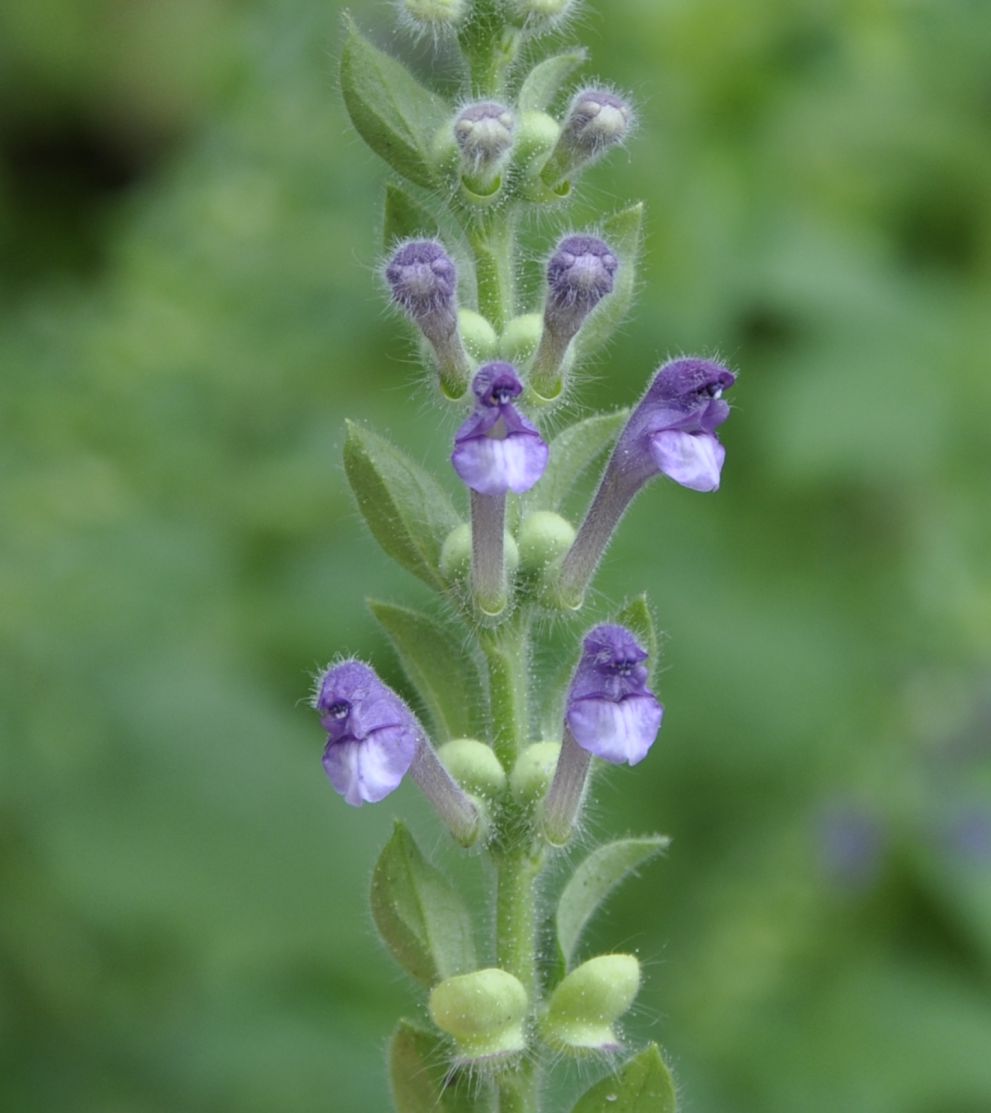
[451, 362, 548, 495]
[565, 624, 663, 765]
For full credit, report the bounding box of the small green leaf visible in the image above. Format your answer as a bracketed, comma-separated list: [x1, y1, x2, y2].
[557, 836, 669, 968]
[371, 822, 477, 985]
[574, 202, 644, 363]
[343, 421, 460, 590]
[384, 184, 439, 249]
[369, 600, 484, 740]
[614, 594, 660, 685]
[530, 410, 628, 513]
[571, 1044, 677, 1113]
[340, 16, 450, 188]
[389, 1019, 479, 1113]
[517, 49, 587, 113]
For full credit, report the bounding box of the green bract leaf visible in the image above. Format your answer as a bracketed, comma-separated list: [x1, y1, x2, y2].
[371, 821, 477, 985]
[384, 184, 439, 249]
[557, 836, 669, 968]
[369, 600, 484, 740]
[517, 49, 587, 114]
[343, 421, 460, 591]
[571, 1043, 677, 1113]
[389, 1019, 478, 1113]
[340, 16, 450, 188]
[574, 202, 644, 363]
[530, 409, 628, 513]
[614, 594, 660, 685]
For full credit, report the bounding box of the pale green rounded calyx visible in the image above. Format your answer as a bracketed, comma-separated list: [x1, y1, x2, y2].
[518, 511, 576, 574]
[541, 954, 640, 1053]
[440, 523, 520, 583]
[509, 741, 561, 804]
[500, 313, 542, 363]
[458, 308, 498, 361]
[438, 739, 507, 798]
[430, 968, 529, 1060]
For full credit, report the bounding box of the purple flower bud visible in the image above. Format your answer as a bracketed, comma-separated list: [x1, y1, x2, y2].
[565, 625, 663, 765]
[315, 661, 420, 806]
[546, 234, 618, 330]
[385, 240, 470, 398]
[386, 240, 458, 330]
[451, 363, 549, 496]
[562, 89, 632, 156]
[454, 102, 515, 178]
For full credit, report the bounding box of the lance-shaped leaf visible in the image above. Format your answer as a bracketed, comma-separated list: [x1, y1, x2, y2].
[572, 1043, 677, 1113]
[341, 16, 450, 188]
[529, 409, 628, 514]
[574, 202, 644, 364]
[344, 421, 460, 591]
[369, 599, 484, 740]
[518, 49, 588, 113]
[371, 822, 477, 985]
[383, 184, 440, 250]
[557, 836, 670, 968]
[614, 595, 661, 687]
[390, 1020, 479, 1113]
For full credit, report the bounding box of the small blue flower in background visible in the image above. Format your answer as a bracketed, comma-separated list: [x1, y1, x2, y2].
[566, 624, 663, 765]
[315, 661, 421, 806]
[452, 362, 549, 495]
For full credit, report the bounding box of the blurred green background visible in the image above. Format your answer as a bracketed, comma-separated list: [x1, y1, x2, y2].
[2, 1, 990, 1110]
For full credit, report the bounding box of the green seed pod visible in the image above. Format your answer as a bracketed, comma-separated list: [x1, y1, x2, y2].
[518, 511, 576, 575]
[439, 523, 520, 583]
[438, 739, 507, 798]
[509, 741, 561, 804]
[541, 954, 640, 1053]
[500, 313, 543, 363]
[429, 968, 529, 1061]
[458, 308, 498, 362]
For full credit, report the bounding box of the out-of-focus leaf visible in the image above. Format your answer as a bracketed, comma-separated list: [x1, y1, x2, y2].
[343, 420, 459, 591]
[571, 1043, 677, 1113]
[340, 16, 450, 188]
[530, 409, 627, 513]
[557, 836, 669, 968]
[518, 49, 587, 113]
[383, 184, 439, 249]
[574, 202, 644, 363]
[389, 1019, 479, 1113]
[371, 822, 477, 985]
[369, 599, 483, 740]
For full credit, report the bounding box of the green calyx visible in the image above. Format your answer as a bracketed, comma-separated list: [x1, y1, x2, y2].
[439, 738, 508, 798]
[440, 522, 520, 583]
[518, 511, 576, 575]
[509, 741, 561, 804]
[541, 954, 641, 1053]
[429, 967, 529, 1061]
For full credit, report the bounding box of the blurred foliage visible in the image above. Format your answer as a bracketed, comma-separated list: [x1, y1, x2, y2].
[1, 1, 990, 1111]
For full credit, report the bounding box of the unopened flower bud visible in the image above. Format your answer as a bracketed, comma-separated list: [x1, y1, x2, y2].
[455, 102, 515, 189]
[541, 954, 640, 1054]
[401, 0, 465, 30]
[510, 0, 576, 28]
[438, 739, 507, 798]
[543, 88, 633, 186]
[510, 741, 561, 804]
[385, 240, 470, 398]
[531, 235, 618, 400]
[518, 511, 576, 575]
[430, 968, 529, 1062]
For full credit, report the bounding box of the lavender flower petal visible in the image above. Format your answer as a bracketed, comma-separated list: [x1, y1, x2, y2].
[451, 362, 549, 495]
[565, 624, 663, 766]
[315, 661, 420, 806]
[649, 429, 726, 492]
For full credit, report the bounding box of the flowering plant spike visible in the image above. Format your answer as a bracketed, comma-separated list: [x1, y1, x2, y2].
[323, 3, 738, 1109]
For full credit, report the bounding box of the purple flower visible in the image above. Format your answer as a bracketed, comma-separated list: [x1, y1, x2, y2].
[565, 624, 663, 765]
[451, 363, 549, 495]
[618, 358, 737, 493]
[315, 661, 421, 806]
